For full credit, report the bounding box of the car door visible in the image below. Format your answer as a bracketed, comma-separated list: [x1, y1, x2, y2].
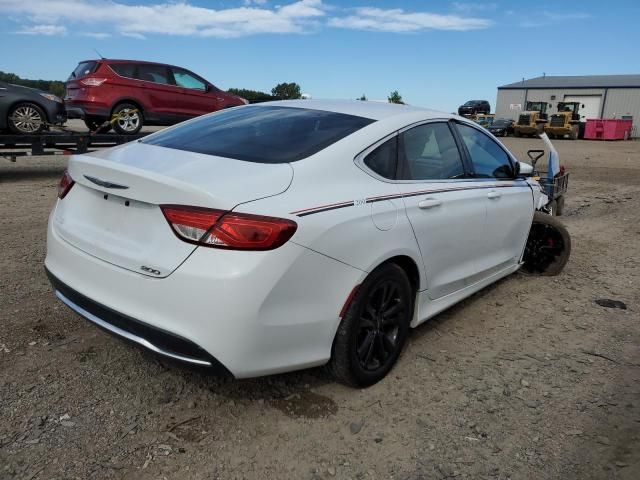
[135, 64, 184, 121]
[170, 67, 222, 117]
[454, 122, 533, 276]
[396, 121, 488, 300]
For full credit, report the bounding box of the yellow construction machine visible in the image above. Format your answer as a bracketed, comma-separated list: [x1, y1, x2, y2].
[544, 102, 581, 140]
[513, 101, 549, 137]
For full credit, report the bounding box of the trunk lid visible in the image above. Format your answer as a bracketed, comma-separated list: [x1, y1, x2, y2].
[53, 142, 293, 277]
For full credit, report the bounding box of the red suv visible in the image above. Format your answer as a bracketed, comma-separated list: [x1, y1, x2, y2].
[65, 59, 247, 134]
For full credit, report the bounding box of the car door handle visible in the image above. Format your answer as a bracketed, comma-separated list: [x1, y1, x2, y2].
[487, 190, 502, 199]
[418, 198, 442, 209]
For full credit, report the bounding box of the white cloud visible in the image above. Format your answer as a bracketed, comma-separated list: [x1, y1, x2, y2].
[328, 7, 491, 32]
[0, 0, 326, 38]
[81, 32, 111, 39]
[0, 0, 493, 38]
[452, 2, 497, 13]
[15, 23, 67, 35]
[520, 10, 591, 28]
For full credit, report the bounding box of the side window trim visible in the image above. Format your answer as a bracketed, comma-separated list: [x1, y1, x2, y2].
[451, 120, 517, 180]
[354, 132, 399, 183]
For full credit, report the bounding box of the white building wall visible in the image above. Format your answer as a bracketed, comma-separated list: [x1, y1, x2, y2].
[495, 89, 526, 119]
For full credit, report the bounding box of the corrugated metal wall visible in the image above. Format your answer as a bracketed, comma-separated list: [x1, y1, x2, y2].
[494, 89, 526, 119]
[496, 88, 605, 118]
[602, 88, 640, 137]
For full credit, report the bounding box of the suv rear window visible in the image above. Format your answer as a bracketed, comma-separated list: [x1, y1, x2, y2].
[69, 61, 98, 79]
[142, 106, 375, 163]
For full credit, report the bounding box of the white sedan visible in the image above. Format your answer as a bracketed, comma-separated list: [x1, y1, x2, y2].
[45, 100, 561, 386]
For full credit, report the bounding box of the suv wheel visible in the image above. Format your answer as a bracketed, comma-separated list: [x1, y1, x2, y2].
[112, 103, 143, 135]
[8, 102, 46, 134]
[328, 263, 413, 387]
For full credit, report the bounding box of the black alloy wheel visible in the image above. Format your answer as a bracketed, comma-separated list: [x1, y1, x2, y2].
[329, 263, 413, 387]
[522, 212, 571, 276]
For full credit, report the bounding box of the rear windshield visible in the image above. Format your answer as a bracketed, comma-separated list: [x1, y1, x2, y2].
[69, 61, 98, 79]
[142, 106, 375, 163]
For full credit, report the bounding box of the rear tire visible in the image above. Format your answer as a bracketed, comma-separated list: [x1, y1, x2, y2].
[112, 103, 143, 135]
[7, 102, 46, 134]
[522, 212, 571, 276]
[514, 130, 521, 137]
[328, 263, 414, 387]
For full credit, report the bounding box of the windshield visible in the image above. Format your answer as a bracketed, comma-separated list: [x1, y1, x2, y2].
[142, 105, 375, 163]
[69, 61, 98, 79]
[492, 119, 511, 127]
[463, 101, 478, 106]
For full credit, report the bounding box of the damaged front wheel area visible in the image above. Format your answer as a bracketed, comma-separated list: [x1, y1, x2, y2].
[522, 212, 571, 276]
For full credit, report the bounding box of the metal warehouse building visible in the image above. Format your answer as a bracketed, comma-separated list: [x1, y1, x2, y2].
[495, 74, 640, 137]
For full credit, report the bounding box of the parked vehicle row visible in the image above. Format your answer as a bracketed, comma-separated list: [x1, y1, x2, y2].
[1, 59, 247, 135]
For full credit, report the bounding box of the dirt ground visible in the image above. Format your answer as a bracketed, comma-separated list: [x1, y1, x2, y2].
[1, 137, 639, 480]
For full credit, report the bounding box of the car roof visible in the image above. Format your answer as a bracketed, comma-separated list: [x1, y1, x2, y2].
[260, 99, 451, 121]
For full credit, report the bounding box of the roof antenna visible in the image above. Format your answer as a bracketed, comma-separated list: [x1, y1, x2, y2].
[93, 48, 105, 59]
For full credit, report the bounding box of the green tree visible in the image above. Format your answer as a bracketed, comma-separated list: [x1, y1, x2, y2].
[227, 88, 275, 104]
[0, 71, 65, 97]
[388, 90, 404, 104]
[271, 82, 302, 100]
[357, 94, 367, 101]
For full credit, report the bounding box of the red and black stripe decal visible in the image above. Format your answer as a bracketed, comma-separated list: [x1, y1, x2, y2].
[291, 182, 528, 217]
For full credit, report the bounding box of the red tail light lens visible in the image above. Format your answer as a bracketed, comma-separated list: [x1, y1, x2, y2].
[57, 170, 75, 199]
[80, 78, 107, 86]
[161, 205, 297, 251]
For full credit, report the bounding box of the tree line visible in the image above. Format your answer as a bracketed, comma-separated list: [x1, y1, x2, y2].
[0, 71, 65, 98]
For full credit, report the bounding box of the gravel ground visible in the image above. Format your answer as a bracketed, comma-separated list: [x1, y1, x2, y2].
[1, 137, 639, 480]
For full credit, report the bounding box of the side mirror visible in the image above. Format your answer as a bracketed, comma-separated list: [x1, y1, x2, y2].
[516, 161, 534, 177]
[205, 84, 212, 92]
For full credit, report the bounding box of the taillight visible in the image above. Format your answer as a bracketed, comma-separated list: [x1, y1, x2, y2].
[57, 170, 75, 199]
[80, 78, 107, 86]
[161, 205, 297, 251]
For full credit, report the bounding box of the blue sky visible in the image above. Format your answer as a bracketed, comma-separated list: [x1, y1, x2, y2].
[1, 0, 638, 112]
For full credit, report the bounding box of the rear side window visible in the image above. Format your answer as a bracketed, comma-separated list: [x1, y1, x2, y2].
[457, 124, 514, 179]
[142, 106, 375, 163]
[363, 137, 397, 179]
[69, 61, 98, 79]
[399, 123, 465, 180]
[136, 64, 171, 85]
[109, 63, 137, 79]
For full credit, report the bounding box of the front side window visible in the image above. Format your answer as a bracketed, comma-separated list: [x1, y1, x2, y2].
[457, 123, 514, 179]
[172, 69, 206, 90]
[363, 137, 397, 179]
[143, 106, 375, 163]
[399, 122, 465, 181]
[136, 64, 171, 85]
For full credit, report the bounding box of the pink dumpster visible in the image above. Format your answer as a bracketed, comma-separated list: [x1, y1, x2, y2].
[584, 119, 633, 140]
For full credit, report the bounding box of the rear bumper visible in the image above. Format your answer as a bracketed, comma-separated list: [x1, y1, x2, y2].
[64, 101, 110, 120]
[45, 207, 364, 378]
[47, 268, 231, 373]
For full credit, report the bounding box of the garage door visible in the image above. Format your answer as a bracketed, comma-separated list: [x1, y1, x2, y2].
[564, 95, 602, 121]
